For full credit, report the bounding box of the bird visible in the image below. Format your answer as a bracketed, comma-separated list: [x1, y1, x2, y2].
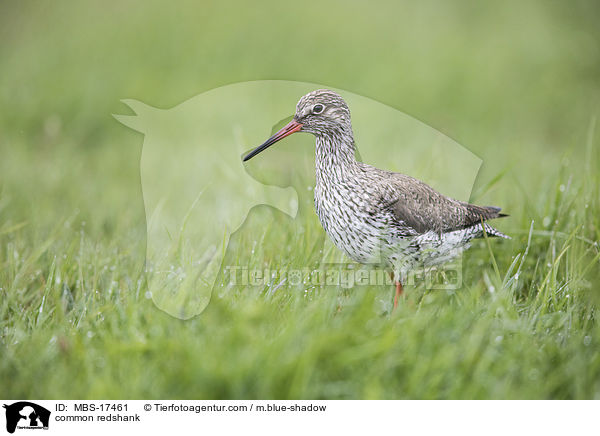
[243, 89, 508, 309]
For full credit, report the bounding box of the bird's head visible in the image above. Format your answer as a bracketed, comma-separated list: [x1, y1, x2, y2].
[293, 89, 351, 136]
[243, 89, 352, 162]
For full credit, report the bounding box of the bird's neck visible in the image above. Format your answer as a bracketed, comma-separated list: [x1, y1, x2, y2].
[315, 129, 357, 177]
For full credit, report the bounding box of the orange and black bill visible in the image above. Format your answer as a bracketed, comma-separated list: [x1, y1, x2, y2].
[242, 119, 303, 162]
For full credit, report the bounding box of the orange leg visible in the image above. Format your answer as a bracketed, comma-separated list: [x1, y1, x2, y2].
[389, 271, 404, 310]
[393, 280, 404, 310]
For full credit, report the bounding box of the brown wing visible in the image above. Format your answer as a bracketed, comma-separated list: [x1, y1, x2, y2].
[381, 173, 507, 235]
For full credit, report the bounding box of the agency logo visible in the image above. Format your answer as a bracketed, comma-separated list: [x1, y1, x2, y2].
[2, 402, 50, 433]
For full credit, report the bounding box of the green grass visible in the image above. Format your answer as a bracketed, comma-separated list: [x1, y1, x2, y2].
[1, 0, 600, 399]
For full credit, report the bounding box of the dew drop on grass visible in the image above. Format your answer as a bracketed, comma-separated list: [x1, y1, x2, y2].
[584, 336, 592, 346]
[542, 216, 551, 227]
[145, 291, 152, 299]
[559, 184, 565, 192]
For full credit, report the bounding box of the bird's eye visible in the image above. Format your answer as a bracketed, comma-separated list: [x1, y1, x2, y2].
[312, 104, 324, 114]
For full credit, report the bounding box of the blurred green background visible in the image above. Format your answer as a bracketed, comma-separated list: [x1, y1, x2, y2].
[1, 0, 599, 230]
[1, 0, 599, 399]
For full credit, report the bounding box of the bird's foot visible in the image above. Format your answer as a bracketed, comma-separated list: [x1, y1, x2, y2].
[393, 281, 404, 311]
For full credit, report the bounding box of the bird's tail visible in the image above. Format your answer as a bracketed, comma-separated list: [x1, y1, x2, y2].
[481, 223, 510, 239]
[484, 205, 509, 219]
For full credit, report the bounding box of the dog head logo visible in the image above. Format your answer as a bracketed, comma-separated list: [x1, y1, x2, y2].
[114, 81, 481, 319]
[3, 402, 50, 433]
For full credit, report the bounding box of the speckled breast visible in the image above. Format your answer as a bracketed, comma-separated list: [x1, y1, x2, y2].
[313, 177, 394, 265]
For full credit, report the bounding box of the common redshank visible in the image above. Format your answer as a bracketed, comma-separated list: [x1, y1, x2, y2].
[243, 89, 508, 308]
